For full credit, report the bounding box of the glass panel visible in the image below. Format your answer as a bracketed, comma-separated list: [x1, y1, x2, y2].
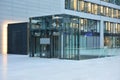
[91, 4, 98, 14]
[78, 0, 84, 12]
[115, 23, 118, 33]
[106, 7, 109, 16]
[84, 2, 91, 13]
[116, 10, 118, 18]
[118, 10, 120, 19]
[70, 0, 77, 10]
[111, 8, 114, 18]
[118, 24, 120, 33]
[108, 8, 112, 17]
[100, 6, 104, 15]
[65, 0, 69, 9]
[113, 9, 117, 18]
[104, 36, 113, 48]
[97, 5, 101, 15]
[103, 6, 106, 16]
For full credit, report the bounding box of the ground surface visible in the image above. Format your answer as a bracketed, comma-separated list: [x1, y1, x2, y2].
[0, 54, 120, 80]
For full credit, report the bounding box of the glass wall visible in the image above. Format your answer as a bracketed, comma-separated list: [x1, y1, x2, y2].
[29, 14, 100, 60]
[79, 19, 100, 49]
[104, 22, 120, 48]
[65, 0, 120, 19]
[63, 16, 100, 59]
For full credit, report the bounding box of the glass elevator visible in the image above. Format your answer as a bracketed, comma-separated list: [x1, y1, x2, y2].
[29, 14, 101, 60]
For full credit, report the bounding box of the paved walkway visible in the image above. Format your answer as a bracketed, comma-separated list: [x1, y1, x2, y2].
[0, 54, 120, 80]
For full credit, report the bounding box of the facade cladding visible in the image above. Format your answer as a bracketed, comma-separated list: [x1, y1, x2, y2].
[29, 0, 120, 60]
[0, 0, 120, 59]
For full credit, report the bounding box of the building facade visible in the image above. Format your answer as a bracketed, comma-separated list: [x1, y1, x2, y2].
[0, 0, 120, 59]
[29, 0, 120, 60]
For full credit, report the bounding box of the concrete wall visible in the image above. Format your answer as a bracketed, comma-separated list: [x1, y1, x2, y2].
[0, 0, 64, 54]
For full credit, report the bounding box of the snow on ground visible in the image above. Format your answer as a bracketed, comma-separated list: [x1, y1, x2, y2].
[0, 54, 120, 80]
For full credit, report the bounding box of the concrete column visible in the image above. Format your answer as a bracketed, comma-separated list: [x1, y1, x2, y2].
[100, 20, 104, 48]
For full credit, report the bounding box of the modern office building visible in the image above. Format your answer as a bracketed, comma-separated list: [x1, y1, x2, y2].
[29, 0, 120, 60]
[0, 0, 120, 59]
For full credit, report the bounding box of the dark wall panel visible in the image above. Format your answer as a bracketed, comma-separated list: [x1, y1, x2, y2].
[7, 22, 28, 55]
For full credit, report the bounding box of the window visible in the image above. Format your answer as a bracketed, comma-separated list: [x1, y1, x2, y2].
[115, 23, 118, 33]
[79, 18, 84, 31]
[73, 0, 77, 10]
[106, 7, 109, 16]
[84, 2, 92, 13]
[70, 0, 74, 10]
[97, 5, 101, 15]
[91, 4, 98, 14]
[100, 6, 104, 15]
[69, 0, 77, 10]
[87, 2, 91, 13]
[105, 22, 111, 33]
[103, 6, 106, 16]
[113, 9, 117, 18]
[116, 10, 118, 18]
[111, 8, 114, 18]
[118, 10, 120, 19]
[65, 0, 69, 9]
[118, 24, 120, 33]
[78, 0, 84, 11]
[108, 8, 112, 17]
[65, 0, 120, 19]
[84, 2, 88, 13]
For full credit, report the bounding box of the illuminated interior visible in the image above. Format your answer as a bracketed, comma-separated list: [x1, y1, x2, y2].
[74, 0, 77, 10]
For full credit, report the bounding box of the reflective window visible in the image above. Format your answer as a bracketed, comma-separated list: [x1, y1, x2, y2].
[97, 5, 101, 15]
[70, 0, 77, 10]
[65, 0, 120, 19]
[118, 10, 120, 18]
[78, 0, 84, 12]
[108, 8, 112, 17]
[116, 10, 119, 18]
[65, 0, 69, 9]
[103, 6, 106, 16]
[84, 2, 91, 13]
[113, 9, 117, 18]
[91, 4, 98, 14]
[100, 6, 104, 15]
[70, 0, 75, 10]
[104, 22, 120, 34]
[106, 7, 109, 16]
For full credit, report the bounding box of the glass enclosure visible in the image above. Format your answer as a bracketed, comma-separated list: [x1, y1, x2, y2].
[29, 14, 100, 60]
